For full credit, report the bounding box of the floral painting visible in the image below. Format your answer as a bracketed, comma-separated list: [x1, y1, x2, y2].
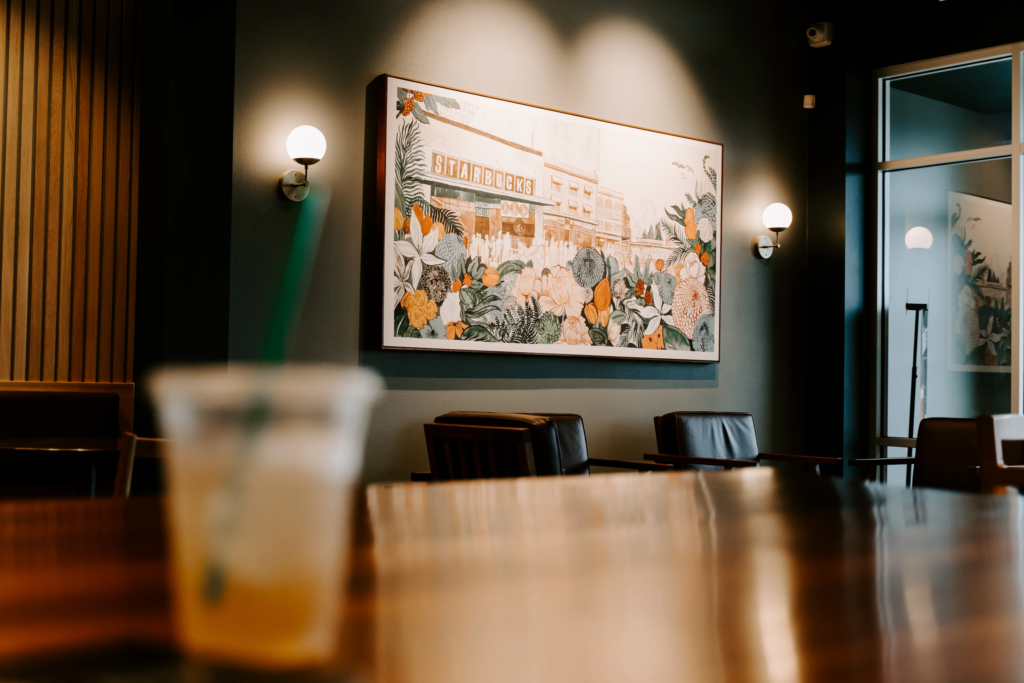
[382, 76, 723, 361]
[948, 191, 1011, 372]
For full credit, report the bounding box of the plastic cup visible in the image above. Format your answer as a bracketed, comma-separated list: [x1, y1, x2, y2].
[150, 365, 382, 669]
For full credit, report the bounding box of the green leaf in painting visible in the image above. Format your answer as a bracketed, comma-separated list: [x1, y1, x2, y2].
[661, 323, 690, 351]
[589, 327, 609, 346]
[423, 94, 438, 115]
[610, 310, 627, 325]
[461, 325, 497, 342]
[411, 105, 430, 125]
[394, 179, 406, 217]
[497, 260, 526, 277]
[403, 323, 420, 338]
[394, 310, 409, 337]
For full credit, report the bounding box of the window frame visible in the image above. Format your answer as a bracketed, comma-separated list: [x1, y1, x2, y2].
[870, 44, 1024, 465]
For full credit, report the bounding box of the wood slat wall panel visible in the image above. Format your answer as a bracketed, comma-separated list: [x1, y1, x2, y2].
[0, 0, 138, 387]
[56, 0, 78, 382]
[14, 0, 38, 381]
[28, 0, 51, 381]
[42, 0, 66, 381]
[1, 0, 24, 379]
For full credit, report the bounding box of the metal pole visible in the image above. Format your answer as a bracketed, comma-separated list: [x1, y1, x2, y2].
[906, 307, 921, 486]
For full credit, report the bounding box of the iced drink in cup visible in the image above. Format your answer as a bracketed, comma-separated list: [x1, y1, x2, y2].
[150, 365, 382, 668]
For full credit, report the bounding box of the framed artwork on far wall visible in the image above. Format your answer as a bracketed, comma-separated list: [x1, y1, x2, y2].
[948, 191, 1012, 372]
[380, 74, 723, 362]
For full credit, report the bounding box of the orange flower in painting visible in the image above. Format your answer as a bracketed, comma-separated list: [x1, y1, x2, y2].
[636, 279, 645, 297]
[402, 99, 415, 116]
[584, 302, 599, 325]
[655, 259, 665, 272]
[446, 321, 469, 340]
[694, 243, 702, 255]
[452, 280, 462, 293]
[393, 208, 404, 233]
[413, 91, 425, 102]
[701, 251, 710, 266]
[593, 279, 611, 311]
[412, 205, 433, 235]
[684, 207, 698, 240]
[482, 268, 500, 287]
[642, 325, 665, 350]
[644, 290, 653, 306]
[401, 290, 437, 330]
[463, 274, 473, 287]
[403, 216, 411, 234]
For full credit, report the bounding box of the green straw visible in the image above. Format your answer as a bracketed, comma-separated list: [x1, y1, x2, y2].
[261, 182, 333, 363]
[203, 182, 332, 603]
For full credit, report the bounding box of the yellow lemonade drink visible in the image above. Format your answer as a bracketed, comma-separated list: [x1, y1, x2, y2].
[152, 366, 380, 669]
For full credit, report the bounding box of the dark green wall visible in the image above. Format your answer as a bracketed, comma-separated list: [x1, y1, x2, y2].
[228, 0, 812, 482]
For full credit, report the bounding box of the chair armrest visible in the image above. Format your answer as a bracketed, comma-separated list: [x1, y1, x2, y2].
[588, 458, 672, 472]
[757, 452, 842, 466]
[410, 472, 433, 482]
[644, 453, 757, 468]
[848, 457, 916, 466]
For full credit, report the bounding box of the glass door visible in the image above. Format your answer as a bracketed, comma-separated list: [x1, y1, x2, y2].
[873, 47, 1023, 484]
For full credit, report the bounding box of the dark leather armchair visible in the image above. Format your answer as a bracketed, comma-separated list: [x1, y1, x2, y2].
[645, 411, 840, 472]
[414, 412, 669, 481]
[850, 417, 981, 492]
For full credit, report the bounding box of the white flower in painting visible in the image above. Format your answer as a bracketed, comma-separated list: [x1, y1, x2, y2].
[979, 316, 1005, 358]
[393, 251, 415, 308]
[682, 251, 706, 283]
[627, 280, 674, 337]
[439, 292, 462, 325]
[393, 211, 444, 290]
[607, 322, 622, 345]
[697, 217, 714, 242]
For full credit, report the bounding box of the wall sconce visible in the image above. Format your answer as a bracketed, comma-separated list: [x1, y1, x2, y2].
[756, 203, 793, 259]
[280, 125, 327, 202]
[905, 226, 933, 250]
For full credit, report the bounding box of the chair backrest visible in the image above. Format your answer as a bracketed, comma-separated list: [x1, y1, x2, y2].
[433, 412, 590, 475]
[977, 414, 1024, 492]
[0, 390, 133, 498]
[0, 392, 121, 439]
[654, 412, 759, 470]
[912, 418, 981, 492]
[424, 423, 534, 480]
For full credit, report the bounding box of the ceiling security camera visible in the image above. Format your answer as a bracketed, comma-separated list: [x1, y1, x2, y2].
[806, 22, 832, 48]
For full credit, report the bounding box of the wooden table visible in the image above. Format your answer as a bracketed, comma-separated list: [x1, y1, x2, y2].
[3, 469, 1024, 682]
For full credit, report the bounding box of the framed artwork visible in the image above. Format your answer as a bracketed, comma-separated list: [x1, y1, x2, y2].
[381, 75, 723, 362]
[948, 191, 1012, 372]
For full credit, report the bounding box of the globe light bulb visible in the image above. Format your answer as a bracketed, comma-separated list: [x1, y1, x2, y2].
[905, 226, 933, 250]
[286, 125, 327, 164]
[762, 203, 793, 230]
